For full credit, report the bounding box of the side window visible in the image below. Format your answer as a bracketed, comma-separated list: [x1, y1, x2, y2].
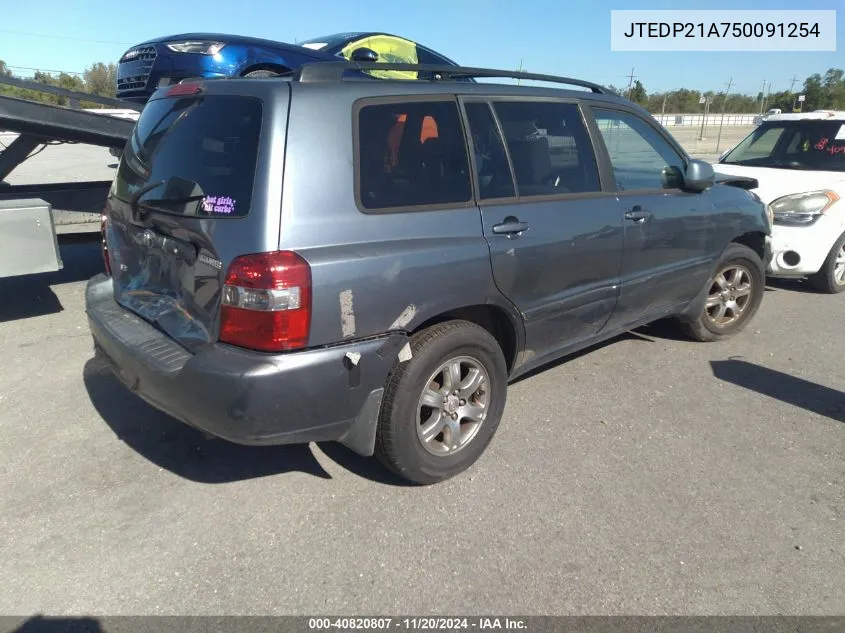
[357, 100, 472, 211]
[464, 102, 516, 199]
[417, 48, 448, 65]
[491, 101, 601, 197]
[592, 108, 685, 191]
[745, 127, 787, 158]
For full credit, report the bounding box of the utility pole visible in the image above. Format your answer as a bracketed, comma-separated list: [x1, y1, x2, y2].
[625, 68, 635, 100]
[761, 81, 771, 113]
[788, 74, 800, 111]
[698, 93, 710, 141]
[716, 76, 733, 154]
[516, 59, 523, 86]
[661, 93, 667, 116]
[759, 79, 767, 114]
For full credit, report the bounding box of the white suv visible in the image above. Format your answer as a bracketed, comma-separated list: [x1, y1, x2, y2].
[715, 110, 845, 293]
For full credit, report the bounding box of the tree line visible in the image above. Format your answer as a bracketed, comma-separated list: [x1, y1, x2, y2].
[607, 67, 845, 114]
[0, 59, 117, 109]
[2, 57, 844, 114]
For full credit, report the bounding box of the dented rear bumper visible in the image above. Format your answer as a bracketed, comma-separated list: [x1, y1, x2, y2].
[85, 274, 407, 456]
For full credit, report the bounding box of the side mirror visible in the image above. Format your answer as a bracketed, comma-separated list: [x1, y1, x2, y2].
[350, 47, 379, 63]
[684, 159, 715, 192]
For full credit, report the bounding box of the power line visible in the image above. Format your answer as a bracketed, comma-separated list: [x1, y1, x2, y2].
[0, 28, 132, 46]
[7, 65, 85, 76]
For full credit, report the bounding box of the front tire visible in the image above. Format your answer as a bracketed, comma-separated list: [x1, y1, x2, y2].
[680, 243, 765, 342]
[374, 320, 508, 485]
[809, 231, 845, 294]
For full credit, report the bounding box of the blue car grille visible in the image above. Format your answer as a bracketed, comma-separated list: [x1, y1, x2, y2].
[117, 46, 157, 92]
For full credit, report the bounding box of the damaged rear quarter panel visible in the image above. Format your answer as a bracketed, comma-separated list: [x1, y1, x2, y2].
[298, 227, 510, 347]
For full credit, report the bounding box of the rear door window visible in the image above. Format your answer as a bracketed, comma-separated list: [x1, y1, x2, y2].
[491, 100, 601, 197]
[115, 94, 262, 217]
[356, 100, 472, 211]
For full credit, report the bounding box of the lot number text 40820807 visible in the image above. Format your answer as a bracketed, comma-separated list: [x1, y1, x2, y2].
[307, 618, 528, 630]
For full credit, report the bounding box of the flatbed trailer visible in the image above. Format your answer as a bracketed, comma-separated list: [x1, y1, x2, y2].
[0, 76, 139, 278]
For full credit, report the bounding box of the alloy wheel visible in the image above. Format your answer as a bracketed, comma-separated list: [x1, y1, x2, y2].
[416, 356, 489, 456]
[705, 265, 754, 327]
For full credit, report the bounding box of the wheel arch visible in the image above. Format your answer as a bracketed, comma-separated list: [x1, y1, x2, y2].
[677, 234, 768, 326]
[731, 230, 767, 263]
[240, 62, 292, 76]
[412, 304, 523, 375]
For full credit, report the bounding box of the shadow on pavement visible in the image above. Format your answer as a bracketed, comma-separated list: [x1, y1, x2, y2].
[711, 358, 845, 424]
[510, 326, 676, 386]
[635, 317, 697, 342]
[0, 237, 102, 323]
[316, 442, 419, 487]
[82, 358, 409, 486]
[3, 616, 103, 633]
[765, 276, 816, 293]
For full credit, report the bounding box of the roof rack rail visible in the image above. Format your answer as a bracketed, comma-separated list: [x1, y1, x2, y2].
[297, 61, 609, 94]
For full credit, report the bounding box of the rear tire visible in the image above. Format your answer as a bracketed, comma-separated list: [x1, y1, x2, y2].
[243, 69, 283, 78]
[374, 320, 507, 485]
[809, 231, 845, 294]
[679, 243, 765, 342]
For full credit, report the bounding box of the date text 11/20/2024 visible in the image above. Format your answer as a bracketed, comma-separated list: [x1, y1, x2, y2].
[308, 618, 528, 630]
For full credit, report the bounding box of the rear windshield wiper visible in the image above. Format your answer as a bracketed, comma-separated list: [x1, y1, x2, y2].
[129, 178, 206, 219]
[129, 180, 166, 221]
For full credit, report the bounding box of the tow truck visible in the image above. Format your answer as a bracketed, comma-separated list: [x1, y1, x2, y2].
[0, 75, 140, 278]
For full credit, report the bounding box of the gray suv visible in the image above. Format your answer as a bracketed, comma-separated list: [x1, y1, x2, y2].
[87, 62, 771, 484]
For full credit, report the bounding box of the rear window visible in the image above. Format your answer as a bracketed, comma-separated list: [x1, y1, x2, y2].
[356, 100, 472, 211]
[114, 94, 262, 217]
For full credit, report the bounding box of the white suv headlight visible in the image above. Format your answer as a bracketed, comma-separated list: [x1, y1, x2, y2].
[165, 40, 226, 55]
[768, 190, 840, 226]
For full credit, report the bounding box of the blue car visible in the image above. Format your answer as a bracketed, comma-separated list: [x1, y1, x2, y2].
[116, 31, 463, 104]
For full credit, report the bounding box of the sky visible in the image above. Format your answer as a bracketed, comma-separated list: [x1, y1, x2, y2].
[0, 0, 842, 96]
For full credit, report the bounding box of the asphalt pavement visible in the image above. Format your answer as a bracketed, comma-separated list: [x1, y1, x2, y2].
[1, 239, 843, 615]
[0, 126, 842, 616]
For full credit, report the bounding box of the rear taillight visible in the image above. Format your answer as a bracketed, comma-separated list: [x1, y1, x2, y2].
[100, 213, 111, 276]
[219, 251, 311, 352]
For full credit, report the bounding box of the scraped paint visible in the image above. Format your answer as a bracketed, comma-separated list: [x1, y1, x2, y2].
[389, 304, 416, 330]
[339, 289, 356, 338]
[397, 342, 413, 362]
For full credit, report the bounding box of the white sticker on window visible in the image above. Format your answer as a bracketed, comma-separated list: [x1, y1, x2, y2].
[835, 124, 845, 141]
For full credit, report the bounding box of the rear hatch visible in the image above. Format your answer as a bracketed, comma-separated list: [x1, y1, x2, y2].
[104, 82, 285, 352]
